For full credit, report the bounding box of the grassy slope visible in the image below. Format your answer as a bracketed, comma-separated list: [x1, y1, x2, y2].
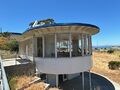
[91, 51, 120, 84]
[9, 76, 59, 90]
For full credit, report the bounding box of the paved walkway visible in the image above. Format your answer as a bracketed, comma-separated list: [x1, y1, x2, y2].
[59, 72, 120, 90]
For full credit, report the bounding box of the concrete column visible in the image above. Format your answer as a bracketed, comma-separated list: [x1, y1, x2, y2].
[82, 72, 84, 90]
[42, 35, 45, 58]
[25, 45, 28, 58]
[88, 35, 91, 55]
[69, 33, 72, 58]
[81, 34, 84, 56]
[35, 38, 38, 57]
[32, 37, 35, 57]
[89, 70, 92, 90]
[55, 34, 57, 58]
[32, 36, 36, 73]
[56, 75, 59, 87]
[90, 36, 92, 55]
[84, 35, 87, 55]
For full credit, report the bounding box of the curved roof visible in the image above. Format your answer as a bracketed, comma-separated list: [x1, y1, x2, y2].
[23, 23, 100, 35]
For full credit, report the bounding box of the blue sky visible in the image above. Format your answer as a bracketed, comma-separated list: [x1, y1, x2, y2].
[0, 0, 120, 46]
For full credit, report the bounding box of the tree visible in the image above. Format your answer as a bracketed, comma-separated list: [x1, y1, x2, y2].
[43, 18, 55, 24]
[0, 32, 11, 39]
[29, 18, 55, 27]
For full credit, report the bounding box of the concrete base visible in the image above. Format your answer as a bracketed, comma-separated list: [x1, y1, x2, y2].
[67, 73, 80, 80]
[41, 73, 80, 86]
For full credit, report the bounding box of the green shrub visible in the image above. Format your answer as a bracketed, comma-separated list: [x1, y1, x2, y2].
[108, 61, 120, 70]
[0, 39, 19, 52]
[6, 40, 19, 52]
[107, 49, 114, 54]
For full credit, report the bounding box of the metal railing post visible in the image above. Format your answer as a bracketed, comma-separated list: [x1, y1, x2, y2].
[0, 55, 10, 90]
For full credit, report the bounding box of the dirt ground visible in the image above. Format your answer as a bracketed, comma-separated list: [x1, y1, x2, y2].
[91, 51, 120, 85]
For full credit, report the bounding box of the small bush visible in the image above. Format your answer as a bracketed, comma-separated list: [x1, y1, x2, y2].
[6, 40, 19, 52]
[0, 38, 19, 52]
[108, 61, 120, 70]
[107, 49, 114, 54]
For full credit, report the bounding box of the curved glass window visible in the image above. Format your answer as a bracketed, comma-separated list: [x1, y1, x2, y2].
[71, 33, 82, 57]
[83, 34, 91, 55]
[57, 34, 70, 57]
[37, 37, 43, 57]
[35, 33, 92, 58]
[44, 34, 55, 57]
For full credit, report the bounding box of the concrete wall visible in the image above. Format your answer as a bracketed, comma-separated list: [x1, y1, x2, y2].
[19, 38, 33, 60]
[5, 63, 34, 76]
[35, 56, 92, 74]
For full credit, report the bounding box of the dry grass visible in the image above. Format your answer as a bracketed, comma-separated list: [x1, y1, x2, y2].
[9, 75, 35, 90]
[16, 76, 34, 89]
[0, 50, 17, 59]
[91, 51, 120, 84]
[9, 75, 60, 90]
[0, 37, 8, 46]
[25, 82, 46, 90]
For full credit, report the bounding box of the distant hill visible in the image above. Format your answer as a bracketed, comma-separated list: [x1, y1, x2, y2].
[93, 45, 112, 49]
[0, 32, 22, 41]
[93, 45, 120, 50]
[0, 32, 21, 51]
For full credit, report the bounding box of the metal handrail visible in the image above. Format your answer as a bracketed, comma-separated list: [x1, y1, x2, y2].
[0, 56, 10, 90]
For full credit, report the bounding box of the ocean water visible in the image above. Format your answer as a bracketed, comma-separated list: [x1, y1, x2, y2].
[93, 45, 112, 49]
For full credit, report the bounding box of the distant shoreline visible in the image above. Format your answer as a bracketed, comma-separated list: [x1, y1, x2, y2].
[93, 45, 120, 49]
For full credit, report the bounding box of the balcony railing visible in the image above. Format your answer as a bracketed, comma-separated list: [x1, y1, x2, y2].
[0, 56, 10, 90]
[35, 56, 92, 74]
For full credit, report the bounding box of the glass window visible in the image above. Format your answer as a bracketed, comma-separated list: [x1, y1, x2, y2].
[44, 34, 55, 57]
[72, 34, 82, 57]
[83, 34, 91, 55]
[79, 35, 82, 55]
[57, 34, 70, 57]
[37, 37, 43, 57]
[87, 35, 92, 55]
[83, 34, 87, 55]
